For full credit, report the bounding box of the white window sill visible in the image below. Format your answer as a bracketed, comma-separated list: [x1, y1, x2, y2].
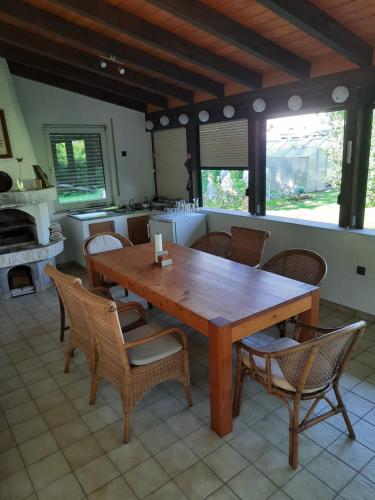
[200, 207, 375, 237]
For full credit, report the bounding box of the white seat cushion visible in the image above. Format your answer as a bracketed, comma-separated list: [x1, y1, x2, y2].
[87, 235, 123, 255]
[244, 337, 326, 394]
[125, 323, 183, 366]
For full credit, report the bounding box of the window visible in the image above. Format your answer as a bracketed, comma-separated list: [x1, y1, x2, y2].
[364, 109, 375, 229]
[200, 119, 249, 211]
[46, 126, 111, 209]
[154, 128, 188, 200]
[266, 111, 346, 224]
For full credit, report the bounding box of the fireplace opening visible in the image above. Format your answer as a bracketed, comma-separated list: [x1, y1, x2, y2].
[8, 265, 35, 297]
[0, 209, 37, 253]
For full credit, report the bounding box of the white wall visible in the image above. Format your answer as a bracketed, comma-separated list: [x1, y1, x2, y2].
[12, 75, 154, 208]
[0, 59, 37, 182]
[203, 209, 375, 316]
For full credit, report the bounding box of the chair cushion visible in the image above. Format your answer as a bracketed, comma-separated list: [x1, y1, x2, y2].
[87, 235, 123, 255]
[125, 323, 183, 366]
[243, 337, 326, 394]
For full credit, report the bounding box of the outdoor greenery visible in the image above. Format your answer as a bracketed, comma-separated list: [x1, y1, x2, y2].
[202, 169, 248, 211]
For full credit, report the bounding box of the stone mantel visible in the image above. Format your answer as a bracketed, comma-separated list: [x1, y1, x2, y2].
[0, 187, 57, 208]
[0, 238, 64, 269]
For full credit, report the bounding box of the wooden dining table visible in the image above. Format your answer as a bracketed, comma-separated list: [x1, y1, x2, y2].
[86, 242, 319, 437]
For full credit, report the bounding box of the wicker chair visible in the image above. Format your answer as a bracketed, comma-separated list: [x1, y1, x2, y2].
[45, 264, 146, 347]
[190, 231, 232, 258]
[70, 281, 192, 443]
[261, 249, 327, 336]
[82, 232, 133, 295]
[233, 320, 366, 468]
[230, 226, 270, 267]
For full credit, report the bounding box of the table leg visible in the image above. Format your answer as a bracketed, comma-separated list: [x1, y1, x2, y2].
[208, 318, 233, 437]
[299, 289, 320, 342]
[86, 257, 101, 288]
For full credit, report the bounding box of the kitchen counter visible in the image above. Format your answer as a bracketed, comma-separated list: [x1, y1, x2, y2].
[68, 208, 152, 221]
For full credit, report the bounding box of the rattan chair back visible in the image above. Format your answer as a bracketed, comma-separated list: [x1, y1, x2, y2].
[261, 249, 327, 286]
[190, 231, 231, 258]
[44, 264, 97, 371]
[275, 321, 365, 391]
[230, 226, 270, 267]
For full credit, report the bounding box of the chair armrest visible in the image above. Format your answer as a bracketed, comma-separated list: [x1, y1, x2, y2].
[124, 327, 188, 350]
[88, 286, 113, 299]
[116, 301, 147, 325]
[294, 321, 338, 342]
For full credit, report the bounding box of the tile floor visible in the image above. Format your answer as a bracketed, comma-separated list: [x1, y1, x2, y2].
[1, 270, 375, 499]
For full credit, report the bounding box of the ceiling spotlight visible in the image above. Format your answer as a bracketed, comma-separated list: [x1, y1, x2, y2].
[118, 66, 126, 75]
[100, 60, 107, 69]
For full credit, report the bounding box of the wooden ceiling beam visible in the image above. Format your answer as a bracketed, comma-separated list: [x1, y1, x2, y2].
[8, 61, 146, 112]
[0, 22, 193, 104]
[0, 0, 224, 97]
[258, 0, 373, 67]
[50, 0, 261, 89]
[146, 0, 310, 79]
[0, 41, 167, 107]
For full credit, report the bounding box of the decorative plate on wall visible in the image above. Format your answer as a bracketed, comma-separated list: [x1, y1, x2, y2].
[332, 86, 350, 103]
[0, 171, 12, 192]
[223, 105, 235, 118]
[198, 110, 210, 123]
[145, 120, 154, 131]
[159, 115, 170, 127]
[178, 113, 189, 125]
[288, 95, 303, 112]
[252, 98, 266, 113]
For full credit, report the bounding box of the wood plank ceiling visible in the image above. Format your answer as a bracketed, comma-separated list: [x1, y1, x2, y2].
[0, 0, 373, 112]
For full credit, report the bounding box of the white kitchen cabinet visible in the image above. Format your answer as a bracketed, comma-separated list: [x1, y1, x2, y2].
[63, 211, 151, 267]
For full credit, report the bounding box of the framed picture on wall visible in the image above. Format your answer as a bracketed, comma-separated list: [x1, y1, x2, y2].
[0, 110, 12, 159]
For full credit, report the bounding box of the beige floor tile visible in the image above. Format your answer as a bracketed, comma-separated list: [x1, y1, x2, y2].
[303, 421, 342, 448]
[276, 434, 324, 467]
[94, 421, 124, 452]
[63, 379, 91, 400]
[229, 428, 274, 463]
[175, 461, 223, 500]
[53, 370, 83, 388]
[109, 436, 151, 473]
[353, 419, 375, 451]
[282, 469, 335, 500]
[12, 415, 48, 445]
[75, 454, 119, 494]
[206, 485, 239, 500]
[307, 451, 356, 492]
[250, 414, 290, 445]
[35, 388, 68, 413]
[359, 455, 375, 483]
[338, 474, 375, 500]
[327, 435, 374, 471]
[28, 377, 58, 398]
[53, 418, 90, 448]
[0, 376, 24, 397]
[37, 472, 85, 500]
[82, 405, 119, 432]
[139, 422, 179, 455]
[155, 440, 199, 478]
[203, 443, 249, 482]
[166, 410, 202, 438]
[71, 393, 106, 416]
[43, 402, 78, 428]
[0, 469, 34, 500]
[124, 457, 170, 498]
[151, 395, 185, 420]
[88, 476, 137, 500]
[131, 407, 161, 436]
[19, 431, 59, 465]
[0, 447, 24, 480]
[236, 399, 269, 427]
[63, 435, 104, 469]
[254, 447, 300, 487]
[0, 387, 30, 410]
[342, 391, 375, 417]
[183, 425, 224, 458]
[228, 465, 277, 500]
[40, 348, 64, 365]
[144, 480, 187, 500]
[28, 450, 71, 491]
[5, 400, 39, 426]
[0, 429, 15, 453]
[251, 391, 283, 412]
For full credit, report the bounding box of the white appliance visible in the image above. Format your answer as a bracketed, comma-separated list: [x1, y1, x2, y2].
[149, 212, 207, 246]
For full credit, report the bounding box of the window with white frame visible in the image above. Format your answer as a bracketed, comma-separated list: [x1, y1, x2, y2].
[45, 126, 112, 209]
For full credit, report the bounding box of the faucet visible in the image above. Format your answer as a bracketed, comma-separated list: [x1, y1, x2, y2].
[128, 198, 135, 210]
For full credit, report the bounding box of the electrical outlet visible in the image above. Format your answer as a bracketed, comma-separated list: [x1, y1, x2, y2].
[121, 151, 127, 157]
[357, 266, 366, 276]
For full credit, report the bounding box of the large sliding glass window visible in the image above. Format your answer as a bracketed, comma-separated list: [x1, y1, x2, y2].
[364, 109, 375, 229]
[265, 111, 346, 224]
[200, 119, 249, 211]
